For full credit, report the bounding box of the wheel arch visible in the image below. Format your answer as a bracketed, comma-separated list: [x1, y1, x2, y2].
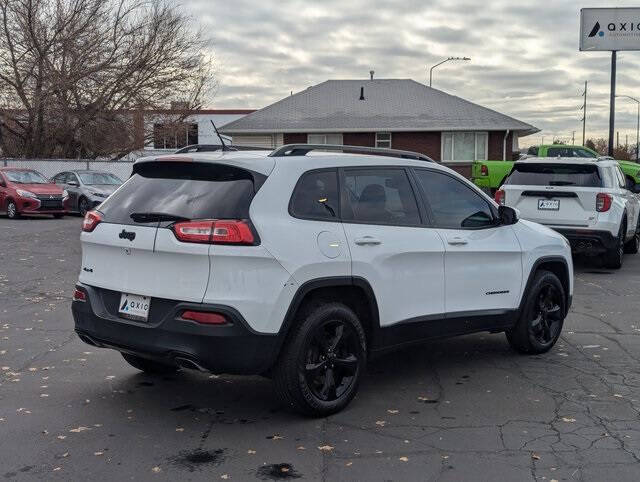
[520, 256, 571, 316]
[277, 276, 380, 355]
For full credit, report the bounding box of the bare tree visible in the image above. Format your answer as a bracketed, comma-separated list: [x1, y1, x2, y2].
[0, 0, 214, 158]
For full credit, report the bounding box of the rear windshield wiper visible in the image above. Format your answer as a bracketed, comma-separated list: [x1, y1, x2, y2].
[130, 212, 190, 223]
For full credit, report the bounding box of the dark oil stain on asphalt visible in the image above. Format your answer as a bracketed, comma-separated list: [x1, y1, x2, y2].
[4, 466, 33, 478]
[256, 463, 302, 480]
[169, 449, 225, 472]
[171, 404, 196, 412]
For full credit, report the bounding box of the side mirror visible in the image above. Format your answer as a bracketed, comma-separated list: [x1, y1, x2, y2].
[68, 180, 79, 187]
[498, 205, 518, 225]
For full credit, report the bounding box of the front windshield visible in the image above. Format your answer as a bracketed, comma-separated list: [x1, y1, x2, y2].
[78, 172, 123, 186]
[5, 170, 49, 184]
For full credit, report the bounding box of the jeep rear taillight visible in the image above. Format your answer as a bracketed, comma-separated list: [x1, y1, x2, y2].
[481, 164, 489, 176]
[596, 193, 612, 212]
[82, 211, 102, 232]
[172, 220, 255, 245]
[494, 189, 505, 206]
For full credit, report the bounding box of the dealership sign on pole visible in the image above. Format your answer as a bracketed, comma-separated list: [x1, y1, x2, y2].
[580, 8, 640, 155]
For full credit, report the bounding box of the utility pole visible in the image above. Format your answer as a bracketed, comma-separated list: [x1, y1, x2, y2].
[581, 81, 588, 146]
[608, 52, 617, 156]
[572, 131, 575, 145]
[615, 95, 640, 162]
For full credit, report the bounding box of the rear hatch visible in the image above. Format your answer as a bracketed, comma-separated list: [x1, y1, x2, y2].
[79, 160, 266, 303]
[502, 162, 602, 227]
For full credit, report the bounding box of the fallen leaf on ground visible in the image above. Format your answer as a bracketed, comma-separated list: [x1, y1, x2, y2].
[399, 456, 409, 462]
[561, 417, 576, 423]
[151, 467, 161, 473]
[94, 452, 103, 456]
[387, 409, 399, 414]
[247, 449, 256, 454]
[69, 426, 90, 433]
[318, 445, 334, 451]
[532, 453, 540, 460]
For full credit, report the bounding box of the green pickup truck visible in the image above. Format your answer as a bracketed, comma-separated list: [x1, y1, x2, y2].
[472, 144, 640, 193]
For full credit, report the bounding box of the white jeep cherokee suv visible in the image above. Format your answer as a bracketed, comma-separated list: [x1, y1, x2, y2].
[72, 145, 573, 416]
[496, 157, 640, 269]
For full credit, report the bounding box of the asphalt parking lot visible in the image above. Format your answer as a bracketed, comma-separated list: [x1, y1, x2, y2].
[1, 216, 640, 481]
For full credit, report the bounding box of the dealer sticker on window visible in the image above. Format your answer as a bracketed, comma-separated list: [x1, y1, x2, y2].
[538, 199, 560, 211]
[119, 293, 150, 321]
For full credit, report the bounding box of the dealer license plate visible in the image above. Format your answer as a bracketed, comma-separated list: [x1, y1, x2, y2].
[118, 293, 150, 321]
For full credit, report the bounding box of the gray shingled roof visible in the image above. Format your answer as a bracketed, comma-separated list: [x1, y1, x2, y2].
[221, 79, 538, 135]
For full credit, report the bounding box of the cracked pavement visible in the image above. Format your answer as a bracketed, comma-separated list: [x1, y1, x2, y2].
[1, 216, 639, 481]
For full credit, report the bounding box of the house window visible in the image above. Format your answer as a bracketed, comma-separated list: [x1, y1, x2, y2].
[375, 132, 392, 148]
[153, 123, 198, 149]
[307, 134, 343, 145]
[442, 132, 488, 162]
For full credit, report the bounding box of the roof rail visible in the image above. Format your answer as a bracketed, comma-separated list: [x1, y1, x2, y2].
[269, 144, 435, 162]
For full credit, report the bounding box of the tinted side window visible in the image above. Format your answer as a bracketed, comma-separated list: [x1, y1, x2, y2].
[290, 169, 339, 220]
[414, 169, 495, 229]
[341, 168, 421, 226]
[52, 173, 66, 184]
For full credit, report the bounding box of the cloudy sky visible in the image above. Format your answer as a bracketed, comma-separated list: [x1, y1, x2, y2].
[188, 0, 640, 147]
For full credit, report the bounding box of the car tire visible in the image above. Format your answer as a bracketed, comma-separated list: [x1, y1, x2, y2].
[506, 270, 566, 355]
[273, 301, 367, 417]
[604, 221, 626, 269]
[121, 353, 178, 374]
[624, 219, 639, 254]
[6, 200, 19, 219]
[78, 197, 90, 217]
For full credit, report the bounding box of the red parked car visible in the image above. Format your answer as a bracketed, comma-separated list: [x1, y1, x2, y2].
[0, 168, 70, 219]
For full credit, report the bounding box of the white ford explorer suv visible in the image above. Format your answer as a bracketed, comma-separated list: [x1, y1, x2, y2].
[72, 145, 573, 416]
[496, 157, 640, 269]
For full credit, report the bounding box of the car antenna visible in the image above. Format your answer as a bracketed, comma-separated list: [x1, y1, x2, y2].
[210, 120, 229, 151]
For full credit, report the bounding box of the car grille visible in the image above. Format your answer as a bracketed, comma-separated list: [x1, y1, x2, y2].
[36, 195, 64, 210]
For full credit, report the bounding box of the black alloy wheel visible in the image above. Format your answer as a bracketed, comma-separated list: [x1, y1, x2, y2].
[529, 283, 563, 346]
[79, 197, 90, 217]
[302, 320, 360, 402]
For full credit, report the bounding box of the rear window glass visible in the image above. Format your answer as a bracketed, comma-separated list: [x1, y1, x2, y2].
[98, 162, 264, 226]
[505, 163, 602, 187]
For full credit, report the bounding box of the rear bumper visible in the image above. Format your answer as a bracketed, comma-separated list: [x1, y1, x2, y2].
[72, 283, 280, 375]
[551, 228, 617, 253]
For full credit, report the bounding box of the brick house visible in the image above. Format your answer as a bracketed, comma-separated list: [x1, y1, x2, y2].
[221, 79, 538, 177]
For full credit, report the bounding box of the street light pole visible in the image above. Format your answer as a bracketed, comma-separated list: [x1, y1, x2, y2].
[615, 94, 640, 161]
[429, 57, 471, 88]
